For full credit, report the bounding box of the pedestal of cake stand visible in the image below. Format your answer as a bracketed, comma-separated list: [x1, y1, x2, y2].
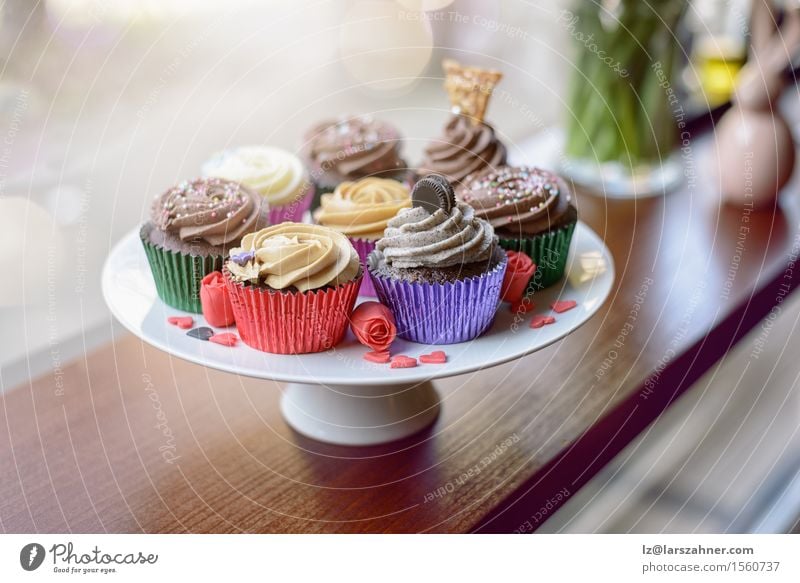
[280, 381, 439, 446]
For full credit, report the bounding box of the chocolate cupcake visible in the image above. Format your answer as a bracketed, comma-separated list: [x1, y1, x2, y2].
[368, 174, 507, 344]
[140, 177, 267, 313]
[303, 115, 411, 207]
[313, 177, 411, 296]
[458, 165, 577, 290]
[223, 223, 362, 354]
[418, 59, 508, 187]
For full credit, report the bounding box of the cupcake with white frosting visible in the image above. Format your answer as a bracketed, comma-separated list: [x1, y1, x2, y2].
[367, 174, 507, 344]
[202, 145, 313, 225]
[313, 177, 411, 296]
[223, 223, 362, 354]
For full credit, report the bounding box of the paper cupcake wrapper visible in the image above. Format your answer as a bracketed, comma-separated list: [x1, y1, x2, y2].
[223, 268, 363, 354]
[350, 237, 378, 297]
[498, 221, 576, 290]
[140, 228, 223, 313]
[268, 185, 314, 225]
[367, 249, 507, 345]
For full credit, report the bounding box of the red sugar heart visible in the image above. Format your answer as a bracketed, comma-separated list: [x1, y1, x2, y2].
[530, 315, 556, 329]
[167, 316, 194, 329]
[419, 350, 447, 364]
[551, 300, 577, 314]
[390, 355, 417, 369]
[209, 333, 238, 347]
[510, 300, 536, 314]
[363, 351, 391, 364]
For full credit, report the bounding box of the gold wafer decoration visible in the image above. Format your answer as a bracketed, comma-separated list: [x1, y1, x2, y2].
[442, 59, 503, 125]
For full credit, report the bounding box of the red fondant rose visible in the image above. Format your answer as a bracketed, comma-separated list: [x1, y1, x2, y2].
[500, 250, 536, 304]
[200, 271, 235, 327]
[350, 301, 397, 352]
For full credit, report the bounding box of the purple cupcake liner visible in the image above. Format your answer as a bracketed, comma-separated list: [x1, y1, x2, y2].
[350, 237, 378, 296]
[268, 185, 314, 225]
[367, 248, 508, 345]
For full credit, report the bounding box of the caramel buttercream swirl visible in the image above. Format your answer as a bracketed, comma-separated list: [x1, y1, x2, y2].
[202, 146, 310, 207]
[226, 223, 360, 292]
[151, 177, 263, 247]
[418, 115, 507, 185]
[314, 177, 411, 240]
[375, 203, 495, 269]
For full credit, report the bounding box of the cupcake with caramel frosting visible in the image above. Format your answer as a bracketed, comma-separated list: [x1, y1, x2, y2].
[223, 223, 362, 353]
[368, 174, 507, 344]
[140, 177, 268, 313]
[314, 177, 411, 296]
[457, 165, 577, 289]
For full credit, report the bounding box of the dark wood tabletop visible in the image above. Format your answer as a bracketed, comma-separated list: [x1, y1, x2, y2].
[2, 123, 799, 533]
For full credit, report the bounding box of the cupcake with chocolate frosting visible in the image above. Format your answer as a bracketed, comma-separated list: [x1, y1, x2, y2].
[202, 145, 313, 225]
[368, 174, 507, 344]
[418, 59, 508, 187]
[303, 115, 411, 208]
[140, 177, 268, 313]
[458, 165, 577, 289]
[223, 223, 362, 354]
[314, 177, 411, 296]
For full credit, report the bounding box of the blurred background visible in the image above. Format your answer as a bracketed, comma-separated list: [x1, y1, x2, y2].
[1, 0, 799, 533]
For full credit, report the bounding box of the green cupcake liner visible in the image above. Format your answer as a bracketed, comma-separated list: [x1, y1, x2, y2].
[140, 229, 224, 313]
[498, 221, 577, 291]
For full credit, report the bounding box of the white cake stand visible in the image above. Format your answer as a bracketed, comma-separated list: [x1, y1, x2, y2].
[102, 223, 614, 446]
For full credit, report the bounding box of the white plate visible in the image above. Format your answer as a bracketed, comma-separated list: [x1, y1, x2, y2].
[102, 223, 614, 445]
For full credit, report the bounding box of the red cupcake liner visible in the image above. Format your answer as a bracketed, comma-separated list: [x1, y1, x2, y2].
[223, 267, 362, 354]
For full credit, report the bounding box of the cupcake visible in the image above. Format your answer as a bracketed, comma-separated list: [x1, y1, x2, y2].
[223, 223, 362, 354]
[457, 165, 577, 290]
[417, 59, 507, 187]
[141, 177, 268, 313]
[368, 174, 507, 344]
[202, 145, 313, 225]
[313, 177, 411, 296]
[303, 115, 410, 208]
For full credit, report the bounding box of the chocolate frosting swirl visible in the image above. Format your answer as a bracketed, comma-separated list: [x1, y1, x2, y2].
[375, 203, 495, 269]
[151, 178, 264, 247]
[457, 166, 575, 236]
[418, 115, 507, 185]
[304, 115, 405, 182]
[226, 223, 360, 292]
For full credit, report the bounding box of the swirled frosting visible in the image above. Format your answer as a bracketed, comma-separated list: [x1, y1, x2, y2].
[225, 223, 360, 291]
[151, 177, 263, 247]
[314, 178, 411, 240]
[418, 115, 507, 185]
[457, 166, 575, 236]
[202, 146, 310, 207]
[375, 203, 495, 269]
[304, 116, 405, 182]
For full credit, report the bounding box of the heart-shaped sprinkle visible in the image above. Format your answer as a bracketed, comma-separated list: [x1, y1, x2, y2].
[209, 333, 238, 346]
[229, 250, 255, 266]
[186, 327, 215, 341]
[551, 300, 577, 313]
[419, 350, 447, 364]
[363, 351, 391, 364]
[167, 316, 194, 329]
[530, 315, 556, 329]
[390, 355, 417, 369]
[510, 300, 536, 314]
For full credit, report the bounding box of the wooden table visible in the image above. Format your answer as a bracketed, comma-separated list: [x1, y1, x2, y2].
[2, 127, 798, 533]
